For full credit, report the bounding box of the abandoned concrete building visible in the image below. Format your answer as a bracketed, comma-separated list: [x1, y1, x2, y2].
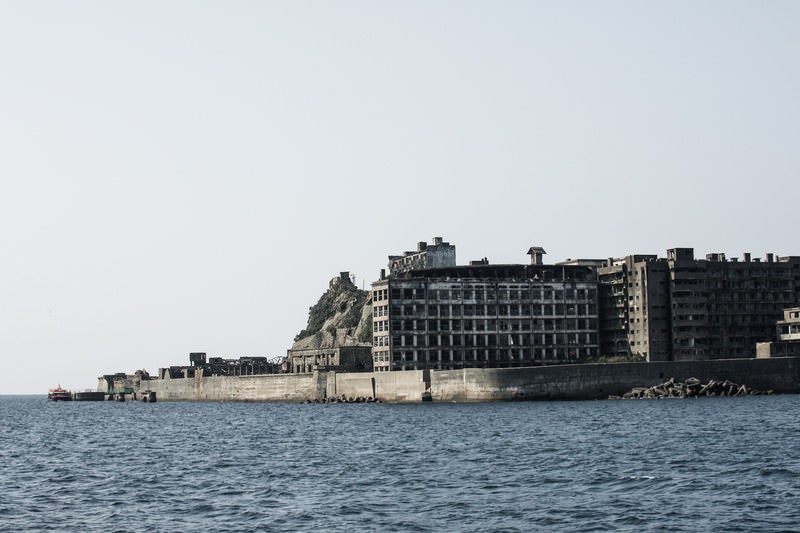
[778, 307, 800, 341]
[372, 242, 600, 371]
[757, 307, 800, 358]
[372, 239, 800, 370]
[157, 353, 281, 379]
[282, 346, 373, 374]
[599, 249, 800, 361]
[388, 237, 456, 275]
[598, 255, 673, 362]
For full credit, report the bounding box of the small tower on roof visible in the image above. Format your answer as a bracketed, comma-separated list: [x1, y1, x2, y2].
[527, 247, 547, 265]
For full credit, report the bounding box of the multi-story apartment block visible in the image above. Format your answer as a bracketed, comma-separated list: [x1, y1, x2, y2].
[668, 248, 800, 359]
[599, 248, 800, 361]
[372, 242, 599, 372]
[373, 240, 800, 369]
[598, 255, 671, 361]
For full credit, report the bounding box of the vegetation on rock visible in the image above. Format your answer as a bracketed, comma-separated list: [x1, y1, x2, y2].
[293, 275, 371, 348]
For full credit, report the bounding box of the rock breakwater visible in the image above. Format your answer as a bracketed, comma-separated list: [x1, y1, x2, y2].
[305, 395, 379, 404]
[612, 377, 774, 400]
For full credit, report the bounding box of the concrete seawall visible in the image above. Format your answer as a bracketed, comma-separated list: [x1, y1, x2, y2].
[139, 373, 317, 402]
[124, 357, 800, 403]
[425, 357, 800, 402]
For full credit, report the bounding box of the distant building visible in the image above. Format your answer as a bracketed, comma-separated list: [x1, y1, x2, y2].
[372, 241, 599, 371]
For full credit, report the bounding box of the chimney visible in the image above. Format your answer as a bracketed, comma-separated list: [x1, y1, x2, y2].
[744, 252, 751, 262]
[767, 253, 774, 263]
[380, 269, 386, 280]
[432, 237, 443, 245]
[527, 247, 547, 266]
[417, 241, 427, 252]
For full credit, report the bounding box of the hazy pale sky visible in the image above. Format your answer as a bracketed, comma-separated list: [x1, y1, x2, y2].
[1, 1, 798, 393]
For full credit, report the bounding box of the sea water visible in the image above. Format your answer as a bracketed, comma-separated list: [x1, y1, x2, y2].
[1, 395, 798, 532]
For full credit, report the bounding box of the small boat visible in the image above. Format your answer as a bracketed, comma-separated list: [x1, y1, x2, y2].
[47, 386, 72, 401]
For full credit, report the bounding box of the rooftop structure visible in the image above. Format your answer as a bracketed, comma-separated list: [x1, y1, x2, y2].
[387, 237, 456, 275]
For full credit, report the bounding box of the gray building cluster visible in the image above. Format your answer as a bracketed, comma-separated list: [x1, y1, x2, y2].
[158, 353, 282, 379]
[372, 238, 800, 371]
[599, 248, 800, 361]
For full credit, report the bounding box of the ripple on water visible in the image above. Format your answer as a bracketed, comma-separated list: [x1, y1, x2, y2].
[1, 395, 800, 531]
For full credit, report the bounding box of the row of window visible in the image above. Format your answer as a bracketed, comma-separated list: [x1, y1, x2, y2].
[374, 352, 390, 361]
[388, 318, 598, 332]
[379, 346, 599, 363]
[389, 287, 598, 302]
[374, 335, 389, 346]
[388, 303, 598, 318]
[373, 289, 389, 302]
[380, 332, 599, 347]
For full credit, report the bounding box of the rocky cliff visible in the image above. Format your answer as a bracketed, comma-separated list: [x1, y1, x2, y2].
[291, 272, 372, 351]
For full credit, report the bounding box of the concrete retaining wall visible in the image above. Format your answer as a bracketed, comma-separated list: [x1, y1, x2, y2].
[430, 357, 800, 402]
[126, 357, 800, 403]
[331, 371, 427, 401]
[143, 373, 317, 402]
[374, 371, 427, 402]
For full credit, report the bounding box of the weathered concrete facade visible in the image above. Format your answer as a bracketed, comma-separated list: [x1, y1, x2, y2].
[283, 345, 372, 374]
[757, 307, 800, 358]
[777, 307, 800, 341]
[388, 237, 456, 275]
[598, 249, 800, 361]
[666, 249, 800, 360]
[376, 241, 800, 368]
[108, 371, 318, 402]
[598, 255, 671, 361]
[372, 259, 599, 372]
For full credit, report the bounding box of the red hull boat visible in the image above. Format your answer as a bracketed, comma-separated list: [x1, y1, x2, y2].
[48, 386, 72, 401]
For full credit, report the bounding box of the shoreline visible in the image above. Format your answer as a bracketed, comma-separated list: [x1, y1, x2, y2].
[97, 356, 800, 403]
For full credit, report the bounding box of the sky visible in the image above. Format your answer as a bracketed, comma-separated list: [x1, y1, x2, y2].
[1, 1, 798, 394]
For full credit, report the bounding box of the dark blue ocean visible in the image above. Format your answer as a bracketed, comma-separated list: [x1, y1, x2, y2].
[1, 395, 798, 532]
